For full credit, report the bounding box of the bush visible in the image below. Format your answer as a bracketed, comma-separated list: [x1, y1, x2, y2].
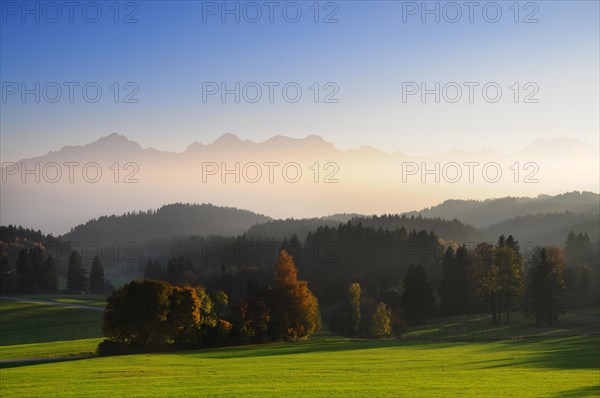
[97, 339, 134, 356]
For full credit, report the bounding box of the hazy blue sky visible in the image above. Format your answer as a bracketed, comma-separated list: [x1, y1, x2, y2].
[1, 0, 598, 161]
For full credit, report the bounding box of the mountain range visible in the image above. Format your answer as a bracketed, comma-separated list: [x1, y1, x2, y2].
[1, 133, 598, 235]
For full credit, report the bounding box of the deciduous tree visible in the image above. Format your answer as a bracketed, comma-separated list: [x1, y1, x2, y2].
[270, 250, 320, 341]
[371, 302, 391, 338]
[348, 282, 361, 336]
[495, 236, 524, 323]
[103, 280, 173, 345]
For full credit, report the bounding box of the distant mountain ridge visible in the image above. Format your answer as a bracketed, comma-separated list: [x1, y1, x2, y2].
[2, 133, 598, 234]
[9, 132, 599, 162]
[404, 191, 599, 228]
[482, 211, 600, 246]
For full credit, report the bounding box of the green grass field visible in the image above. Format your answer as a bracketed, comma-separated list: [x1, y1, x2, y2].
[0, 338, 102, 361]
[0, 297, 104, 346]
[1, 297, 598, 397]
[0, 336, 598, 397]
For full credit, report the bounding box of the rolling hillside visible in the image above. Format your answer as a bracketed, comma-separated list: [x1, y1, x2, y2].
[63, 203, 272, 246]
[405, 191, 599, 228]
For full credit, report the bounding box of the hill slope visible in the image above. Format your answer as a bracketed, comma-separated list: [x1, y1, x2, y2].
[405, 191, 599, 228]
[482, 212, 600, 246]
[63, 203, 272, 246]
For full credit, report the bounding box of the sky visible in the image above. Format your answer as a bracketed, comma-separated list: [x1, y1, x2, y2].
[1, 0, 599, 161]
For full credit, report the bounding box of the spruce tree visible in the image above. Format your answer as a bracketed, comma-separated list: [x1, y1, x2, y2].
[89, 255, 106, 294]
[67, 251, 87, 293]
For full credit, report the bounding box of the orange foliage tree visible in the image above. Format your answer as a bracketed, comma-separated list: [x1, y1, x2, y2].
[270, 250, 320, 341]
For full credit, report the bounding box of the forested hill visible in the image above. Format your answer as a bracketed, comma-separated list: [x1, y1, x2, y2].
[482, 212, 600, 246]
[246, 218, 341, 241]
[404, 191, 599, 228]
[246, 214, 480, 243]
[0, 225, 52, 244]
[63, 203, 272, 246]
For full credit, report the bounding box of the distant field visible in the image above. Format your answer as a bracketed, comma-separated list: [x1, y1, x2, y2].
[0, 297, 104, 346]
[15, 295, 107, 308]
[57, 266, 142, 290]
[0, 336, 598, 397]
[102, 266, 143, 289]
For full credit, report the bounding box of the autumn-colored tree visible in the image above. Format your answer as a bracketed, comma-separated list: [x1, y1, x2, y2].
[348, 282, 361, 336]
[229, 283, 272, 344]
[99, 278, 231, 353]
[103, 280, 173, 345]
[195, 286, 218, 329]
[270, 250, 320, 341]
[168, 286, 201, 345]
[524, 246, 567, 325]
[211, 290, 229, 317]
[473, 242, 501, 323]
[371, 302, 392, 338]
[495, 237, 524, 323]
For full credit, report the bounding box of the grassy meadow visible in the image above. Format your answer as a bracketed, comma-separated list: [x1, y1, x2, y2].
[0, 297, 104, 347]
[0, 296, 598, 397]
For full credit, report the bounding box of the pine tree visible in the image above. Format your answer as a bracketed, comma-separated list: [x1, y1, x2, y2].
[401, 264, 435, 322]
[30, 246, 45, 291]
[144, 259, 164, 281]
[524, 246, 567, 325]
[40, 255, 58, 291]
[0, 253, 14, 294]
[89, 255, 106, 294]
[16, 249, 35, 292]
[67, 251, 87, 293]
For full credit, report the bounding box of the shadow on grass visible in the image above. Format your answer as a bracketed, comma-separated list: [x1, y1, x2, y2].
[190, 334, 600, 372]
[186, 338, 471, 360]
[552, 385, 600, 397]
[179, 339, 417, 360]
[0, 355, 92, 369]
[479, 335, 600, 370]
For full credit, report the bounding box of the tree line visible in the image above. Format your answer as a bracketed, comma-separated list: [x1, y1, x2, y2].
[99, 250, 319, 355]
[1, 248, 107, 294]
[328, 233, 597, 338]
[141, 226, 597, 334]
[2, 220, 597, 344]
